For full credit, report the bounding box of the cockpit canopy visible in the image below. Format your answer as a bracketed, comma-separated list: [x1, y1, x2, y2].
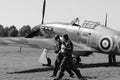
[82, 20, 100, 29]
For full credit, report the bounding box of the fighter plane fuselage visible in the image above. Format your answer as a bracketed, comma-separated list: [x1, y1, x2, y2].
[42, 20, 120, 55]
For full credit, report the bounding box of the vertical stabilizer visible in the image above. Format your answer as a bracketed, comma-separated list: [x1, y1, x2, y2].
[105, 13, 107, 27]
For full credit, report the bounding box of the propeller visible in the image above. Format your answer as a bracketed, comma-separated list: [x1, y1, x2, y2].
[25, 0, 46, 38]
[42, 0, 46, 24]
[105, 13, 107, 27]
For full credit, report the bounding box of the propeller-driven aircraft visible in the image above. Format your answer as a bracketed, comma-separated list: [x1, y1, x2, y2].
[0, 0, 119, 66]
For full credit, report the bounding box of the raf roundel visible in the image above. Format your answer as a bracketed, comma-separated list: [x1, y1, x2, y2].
[98, 36, 113, 52]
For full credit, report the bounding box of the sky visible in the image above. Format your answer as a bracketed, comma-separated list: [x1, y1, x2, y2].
[0, 0, 120, 31]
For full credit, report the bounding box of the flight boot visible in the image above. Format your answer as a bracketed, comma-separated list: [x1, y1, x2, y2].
[51, 64, 60, 77]
[50, 70, 57, 77]
[54, 72, 64, 80]
[50, 75, 56, 77]
[69, 73, 74, 78]
[66, 67, 74, 77]
[75, 69, 83, 79]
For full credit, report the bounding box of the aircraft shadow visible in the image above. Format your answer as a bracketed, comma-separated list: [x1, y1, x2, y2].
[61, 76, 97, 80]
[7, 62, 120, 74]
[78, 62, 120, 68]
[83, 76, 97, 79]
[7, 66, 54, 74]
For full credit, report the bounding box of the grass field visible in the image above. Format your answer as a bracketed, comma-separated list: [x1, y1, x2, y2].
[0, 46, 120, 80]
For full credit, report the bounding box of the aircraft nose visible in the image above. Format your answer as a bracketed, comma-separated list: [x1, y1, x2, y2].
[41, 25, 53, 31]
[40, 25, 55, 38]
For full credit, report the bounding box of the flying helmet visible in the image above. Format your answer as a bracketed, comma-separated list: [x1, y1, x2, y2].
[55, 34, 60, 40]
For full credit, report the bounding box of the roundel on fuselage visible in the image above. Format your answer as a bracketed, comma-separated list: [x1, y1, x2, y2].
[98, 36, 113, 52]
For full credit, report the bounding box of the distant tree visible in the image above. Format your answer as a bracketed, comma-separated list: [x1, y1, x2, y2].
[8, 25, 18, 37]
[19, 25, 31, 37]
[0, 24, 4, 37]
[9, 25, 16, 30]
[2, 27, 9, 37]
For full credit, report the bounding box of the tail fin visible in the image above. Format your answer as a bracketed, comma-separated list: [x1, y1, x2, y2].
[105, 13, 107, 27]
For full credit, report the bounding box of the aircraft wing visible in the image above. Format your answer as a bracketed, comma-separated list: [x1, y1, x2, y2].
[0, 37, 55, 50]
[72, 41, 98, 56]
[72, 41, 97, 51]
[0, 37, 98, 56]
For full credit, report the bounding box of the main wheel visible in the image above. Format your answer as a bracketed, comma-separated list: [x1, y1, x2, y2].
[47, 57, 51, 66]
[108, 55, 116, 65]
[108, 55, 112, 64]
[72, 56, 81, 65]
[42, 57, 51, 66]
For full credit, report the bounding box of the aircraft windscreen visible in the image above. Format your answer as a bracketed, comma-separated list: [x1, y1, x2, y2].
[72, 23, 80, 27]
[82, 20, 100, 29]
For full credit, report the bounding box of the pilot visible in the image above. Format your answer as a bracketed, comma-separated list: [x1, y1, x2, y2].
[54, 34, 83, 80]
[51, 34, 74, 77]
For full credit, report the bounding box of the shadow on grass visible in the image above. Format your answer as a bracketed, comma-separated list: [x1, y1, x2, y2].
[83, 76, 97, 79]
[7, 62, 120, 74]
[62, 76, 97, 80]
[7, 65, 54, 74]
[78, 61, 120, 68]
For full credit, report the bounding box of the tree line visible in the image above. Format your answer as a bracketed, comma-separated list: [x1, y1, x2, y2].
[0, 25, 41, 37]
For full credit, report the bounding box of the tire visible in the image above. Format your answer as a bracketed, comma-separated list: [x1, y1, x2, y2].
[47, 57, 51, 66]
[72, 56, 81, 65]
[42, 57, 51, 66]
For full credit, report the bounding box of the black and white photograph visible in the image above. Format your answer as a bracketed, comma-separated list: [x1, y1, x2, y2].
[0, 0, 120, 80]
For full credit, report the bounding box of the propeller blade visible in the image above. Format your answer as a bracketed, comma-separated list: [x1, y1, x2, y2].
[105, 13, 107, 27]
[25, 29, 40, 38]
[25, 0, 46, 38]
[41, 0, 46, 24]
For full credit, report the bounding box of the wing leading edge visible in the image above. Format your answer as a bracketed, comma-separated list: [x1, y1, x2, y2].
[0, 37, 97, 56]
[72, 41, 97, 56]
[0, 37, 55, 50]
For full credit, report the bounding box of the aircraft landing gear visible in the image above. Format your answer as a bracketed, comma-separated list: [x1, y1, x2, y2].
[108, 55, 116, 65]
[39, 49, 51, 66]
[42, 57, 51, 66]
[72, 55, 81, 65]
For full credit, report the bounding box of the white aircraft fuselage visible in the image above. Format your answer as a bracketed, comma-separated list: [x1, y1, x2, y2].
[42, 20, 120, 55]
